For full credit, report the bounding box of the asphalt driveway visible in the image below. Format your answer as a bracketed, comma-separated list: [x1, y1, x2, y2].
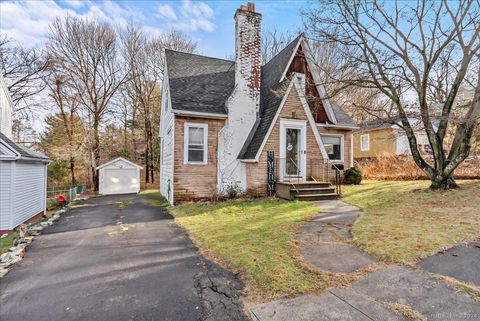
[0, 194, 246, 321]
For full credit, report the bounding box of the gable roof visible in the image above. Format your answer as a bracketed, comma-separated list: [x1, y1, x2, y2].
[0, 132, 49, 161]
[96, 157, 143, 170]
[330, 101, 357, 127]
[165, 50, 235, 115]
[238, 76, 293, 159]
[261, 34, 303, 91]
[165, 34, 357, 160]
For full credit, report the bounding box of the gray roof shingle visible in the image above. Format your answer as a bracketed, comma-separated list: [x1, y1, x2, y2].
[238, 77, 292, 159]
[0, 132, 49, 161]
[165, 50, 234, 115]
[165, 35, 357, 160]
[330, 101, 357, 127]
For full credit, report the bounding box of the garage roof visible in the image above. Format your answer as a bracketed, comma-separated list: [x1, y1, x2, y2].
[96, 157, 143, 170]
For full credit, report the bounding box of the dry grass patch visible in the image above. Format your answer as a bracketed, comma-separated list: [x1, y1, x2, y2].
[383, 302, 427, 321]
[169, 198, 331, 302]
[343, 180, 480, 263]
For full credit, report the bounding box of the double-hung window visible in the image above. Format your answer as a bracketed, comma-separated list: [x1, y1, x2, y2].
[321, 135, 344, 162]
[184, 123, 208, 164]
[360, 134, 370, 151]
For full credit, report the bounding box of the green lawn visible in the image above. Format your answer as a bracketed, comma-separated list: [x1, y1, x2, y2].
[343, 180, 480, 263]
[140, 189, 169, 207]
[169, 198, 328, 302]
[0, 232, 19, 255]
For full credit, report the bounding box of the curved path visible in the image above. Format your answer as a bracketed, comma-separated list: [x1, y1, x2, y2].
[296, 200, 377, 273]
[252, 200, 480, 321]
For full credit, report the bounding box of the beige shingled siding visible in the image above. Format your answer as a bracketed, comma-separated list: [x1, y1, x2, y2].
[245, 86, 327, 195]
[173, 116, 225, 202]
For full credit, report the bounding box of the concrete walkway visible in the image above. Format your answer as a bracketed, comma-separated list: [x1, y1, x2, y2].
[251, 265, 480, 321]
[251, 200, 480, 321]
[296, 200, 377, 273]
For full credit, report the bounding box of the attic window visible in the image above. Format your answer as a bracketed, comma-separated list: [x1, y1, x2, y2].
[184, 123, 208, 164]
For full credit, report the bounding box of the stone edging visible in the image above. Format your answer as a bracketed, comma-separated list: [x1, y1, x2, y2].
[0, 209, 67, 278]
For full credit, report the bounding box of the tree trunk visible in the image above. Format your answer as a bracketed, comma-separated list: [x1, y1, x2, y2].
[429, 171, 458, 190]
[70, 156, 76, 186]
[93, 117, 100, 191]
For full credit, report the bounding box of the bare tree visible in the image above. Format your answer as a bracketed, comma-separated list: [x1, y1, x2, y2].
[121, 26, 196, 184]
[304, 0, 479, 189]
[43, 62, 86, 185]
[47, 16, 126, 190]
[262, 29, 295, 64]
[0, 34, 48, 116]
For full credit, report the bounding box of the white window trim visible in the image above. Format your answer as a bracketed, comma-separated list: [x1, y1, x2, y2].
[321, 133, 344, 163]
[360, 134, 370, 151]
[184, 122, 208, 165]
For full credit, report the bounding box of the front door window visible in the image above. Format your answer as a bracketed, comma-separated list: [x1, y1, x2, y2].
[285, 128, 300, 176]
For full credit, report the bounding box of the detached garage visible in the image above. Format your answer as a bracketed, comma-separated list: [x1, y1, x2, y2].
[97, 157, 142, 195]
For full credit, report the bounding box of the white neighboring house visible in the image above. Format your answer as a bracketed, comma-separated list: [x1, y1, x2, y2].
[97, 157, 142, 195]
[0, 74, 50, 234]
[0, 134, 50, 234]
[0, 74, 13, 139]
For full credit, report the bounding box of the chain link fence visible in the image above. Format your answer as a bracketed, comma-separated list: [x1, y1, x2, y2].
[46, 185, 86, 210]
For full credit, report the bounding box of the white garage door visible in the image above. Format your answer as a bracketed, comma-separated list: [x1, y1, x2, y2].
[103, 169, 139, 195]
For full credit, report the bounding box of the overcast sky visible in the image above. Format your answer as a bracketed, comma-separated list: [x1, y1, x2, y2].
[0, 0, 311, 59]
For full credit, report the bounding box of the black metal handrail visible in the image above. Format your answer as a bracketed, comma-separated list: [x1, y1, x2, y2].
[329, 161, 342, 196]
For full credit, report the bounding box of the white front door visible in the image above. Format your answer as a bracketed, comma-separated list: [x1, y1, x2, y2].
[280, 120, 307, 181]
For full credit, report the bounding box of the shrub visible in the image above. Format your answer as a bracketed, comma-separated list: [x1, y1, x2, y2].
[225, 183, 241, 199]
[344, 167, 362, 184]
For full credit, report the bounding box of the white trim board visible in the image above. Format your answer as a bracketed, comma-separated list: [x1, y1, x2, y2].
[96, 157, 143, 170]
[253, 74, 329, 162]
[278, 36, 338, 124]
[183, 122, 208, 165]
[279, 119, 307, 180]
[173, 109, 227, 119]
[320, 133, 345, 163]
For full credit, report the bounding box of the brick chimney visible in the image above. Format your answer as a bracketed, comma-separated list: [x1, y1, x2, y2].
[234, 2, 261, 110]
[217, 3, 262, 194]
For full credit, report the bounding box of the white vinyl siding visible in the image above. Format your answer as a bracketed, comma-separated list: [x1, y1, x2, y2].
[1, 161, 46, 230]
[0, 75, 13, 139]
[159, 75, 175, 204]
[0, 161, 13, 230]
[12, 162, 46, 228]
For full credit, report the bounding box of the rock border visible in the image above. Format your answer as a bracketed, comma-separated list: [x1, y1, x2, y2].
[0, 208, 67, 278]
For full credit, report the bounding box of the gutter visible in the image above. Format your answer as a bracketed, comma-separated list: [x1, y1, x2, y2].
[172, 109, 228, 119]
[317, 123, 360, 130]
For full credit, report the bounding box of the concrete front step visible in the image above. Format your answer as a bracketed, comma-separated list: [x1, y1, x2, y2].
[292, 187, 336, 195]
[279, 181, 331, 187]
[294, 193, 340, 201]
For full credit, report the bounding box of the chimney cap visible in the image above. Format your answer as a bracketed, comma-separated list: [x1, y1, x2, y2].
[239, 2, 255, 12]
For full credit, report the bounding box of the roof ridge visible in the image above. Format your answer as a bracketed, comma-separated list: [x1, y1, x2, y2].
[263, 33, 303, 68]
[165, 49, 234, 63]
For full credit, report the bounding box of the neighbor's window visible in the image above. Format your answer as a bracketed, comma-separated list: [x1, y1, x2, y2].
[184, 123, 208, 164]
[321, 135, 343, 161]
[360, 134, 370, 151]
